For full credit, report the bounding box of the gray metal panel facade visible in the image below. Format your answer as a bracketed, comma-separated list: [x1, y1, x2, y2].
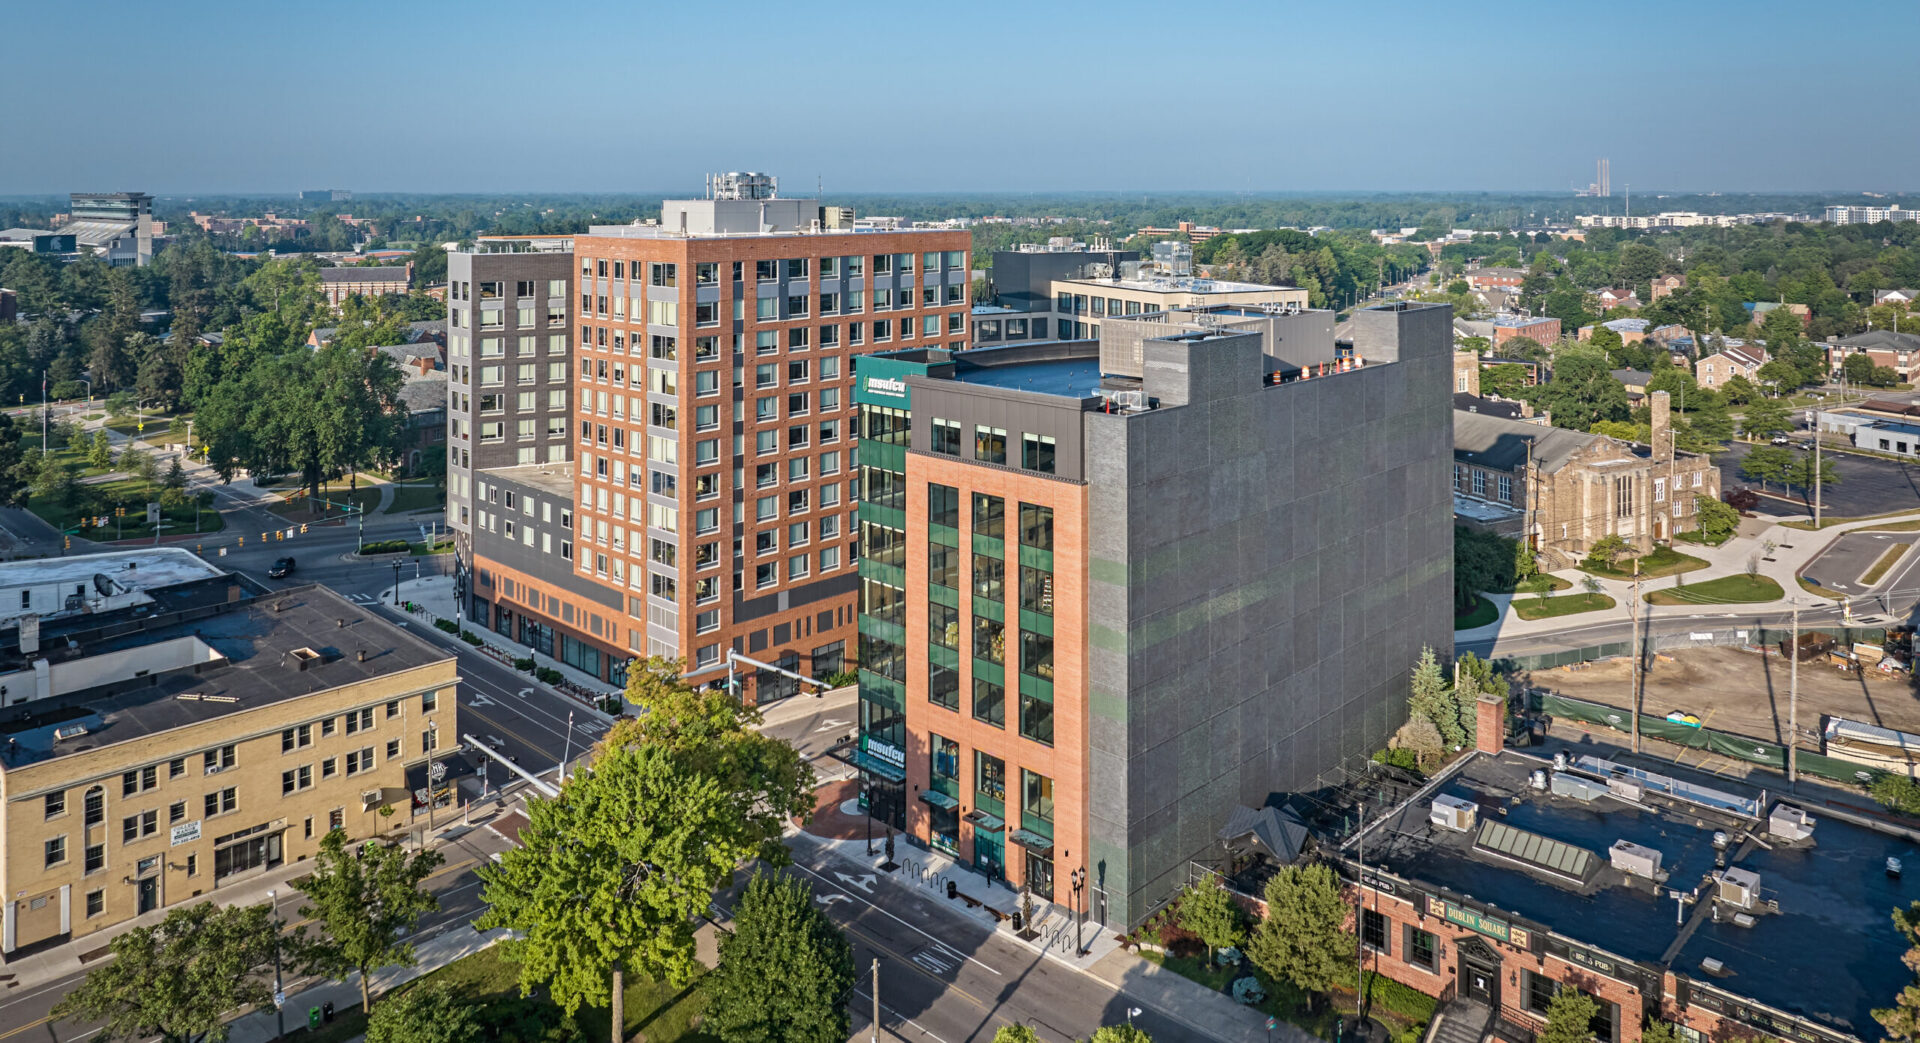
[1083, 303, 1455, 927]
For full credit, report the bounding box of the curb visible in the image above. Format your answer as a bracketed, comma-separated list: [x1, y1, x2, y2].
[384, 605, 620, 726]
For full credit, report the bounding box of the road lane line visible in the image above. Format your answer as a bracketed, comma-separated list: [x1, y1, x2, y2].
[791, 861, 1001, 975]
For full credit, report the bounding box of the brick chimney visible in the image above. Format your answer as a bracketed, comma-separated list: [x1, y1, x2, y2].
[1475, 694, 1505, 755]
[1650, 389, 1673, 462]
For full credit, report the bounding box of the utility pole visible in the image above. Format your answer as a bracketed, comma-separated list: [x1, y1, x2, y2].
[870, 958, 880, 1043]
[1629, 558, 1642, 754]
[1788, 599, 1800, 789]
[1813, 406, 1824, 529]
[560, 708, 575, 781]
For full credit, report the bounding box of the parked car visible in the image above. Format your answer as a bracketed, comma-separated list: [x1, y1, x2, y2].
[1770, 436, 1791, 446]
[268, 556, 296, 578]
[1798, 441, 1816, 451]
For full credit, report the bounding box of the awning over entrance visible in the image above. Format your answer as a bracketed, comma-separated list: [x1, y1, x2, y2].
[918, 789, 960, 810]
[966, 810, 1005, 832]
[1007, 828, 1053, 854]
[843, 748, 906, 783]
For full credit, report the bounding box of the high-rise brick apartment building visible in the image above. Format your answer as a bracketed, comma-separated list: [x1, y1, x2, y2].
[459, 175, 970, 698]
[851, 303, 1454, 929]
[445, 237, 577, 571]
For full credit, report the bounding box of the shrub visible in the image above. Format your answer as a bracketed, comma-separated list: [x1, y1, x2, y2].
[512, 657, 534, 671]
[433, 618, 458, 634]
[459, 631, 483, 646]
[360, 538, 410, 554]
[825, 669, 860, 688]
[535, 667, 562, 684]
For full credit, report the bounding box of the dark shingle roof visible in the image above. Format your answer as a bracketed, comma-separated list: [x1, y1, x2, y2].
[1454, 410, 1598, 473]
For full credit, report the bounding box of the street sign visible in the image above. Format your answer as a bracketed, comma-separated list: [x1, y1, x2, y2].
[1267, 1018, 1278, 1031]
[274, 990, 286, 1009]
[429, 762, 446, 782]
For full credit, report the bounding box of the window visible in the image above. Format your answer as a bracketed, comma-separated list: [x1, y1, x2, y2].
[345, 747, 377, 776]
[387, 739, 402, 761]
[1022, 433, 1056, 473]
[169, 800, 187, 823]
[1020, 693, 1053, 745]
[281, 723, 313, 752]
[975, 751, 1006, 801]
[45, 836, 65, 867]
[86, 890, 104, 918]
[930, 603, 959, 649]
[1407, 927, 1438, 971]
[973, 553, 1004, 601]
[1020, 631, 1053, 680]
[929, 662, 960, 711]
[974, 426, 1007, 464]
[45, 791, 65, 819]
[344, 707, 375, 734]
[84, 843, 105, 874]
[84, 786, 105, 826]
[204, 787, 237, 817]
[973, 494, 1004, 539]
[1020, 566, 1054, 615]
[974, 615, 1005, 664]
[930, 542, 959, 589]
[929, 483, 960, 528]
[931, 418, 962, 456]
[1499, 475, 1513, 503]
[122, 810, 157, 843]
[1020, 503, 1053, 551]
[281, 766, 313, 795]
[1022, 770, 1053, 824]
[1361, 909, 1389, 952]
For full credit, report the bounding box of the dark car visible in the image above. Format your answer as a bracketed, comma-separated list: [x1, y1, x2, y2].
[268, 556, 296, 578]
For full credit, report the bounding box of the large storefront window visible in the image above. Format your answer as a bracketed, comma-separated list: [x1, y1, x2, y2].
[559, 634, 599, 677]
[525, 621, 554, 656]
[213, 825, 283, 881]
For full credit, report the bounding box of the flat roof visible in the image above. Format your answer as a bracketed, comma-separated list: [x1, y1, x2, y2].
[1356, 748, 1911, 1039]
[0, 580, 452, 770]
[479, 462, 576, 498]
[1057, 275, 1299, 295]
[0, 549, 226, 629]
[951, 356, 1104, 399]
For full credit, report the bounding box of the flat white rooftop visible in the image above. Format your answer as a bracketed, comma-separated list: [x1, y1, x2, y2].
[0, 549, 225, 628]
[1056, 275, 1302, 295]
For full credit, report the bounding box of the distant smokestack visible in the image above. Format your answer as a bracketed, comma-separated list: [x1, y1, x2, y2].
[1651, 390, 1673, 462]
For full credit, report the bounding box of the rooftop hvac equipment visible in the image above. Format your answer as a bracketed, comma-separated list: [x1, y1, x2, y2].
[1553, 751, 1570, 771]
[1714, 867, 1763, 910]
[1700, 957, 1726, 974]
[1768, 804, 1816, 842]
[1151, 241, 1193, 276]
[708, 171, 777, 200]
[1609, 839, 1665, 880]
[1607, 777, 1646, 802]
[1550, 771, 1609, 803]
[1430, 794, 1478, 833]
[52, 724, 88, 741]
[1530, 769, 1549, 791]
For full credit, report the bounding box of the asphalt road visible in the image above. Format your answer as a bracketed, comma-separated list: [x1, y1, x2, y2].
[0, 822, 516, 1043]
[1459, 603, 1875, 662]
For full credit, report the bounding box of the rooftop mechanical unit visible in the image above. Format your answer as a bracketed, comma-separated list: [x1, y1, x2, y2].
[1430, 794, 1479, 833]
[1768, 804, 1816, 842]
[1609, 839, 1666, 881]
[1714, 867, 1765, 911]
[1550, 771, 1609, 803]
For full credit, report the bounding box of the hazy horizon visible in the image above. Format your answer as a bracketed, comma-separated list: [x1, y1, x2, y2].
[3, 0, 1914, 196]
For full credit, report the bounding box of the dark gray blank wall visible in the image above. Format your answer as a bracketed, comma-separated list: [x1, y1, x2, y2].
[1083, 303, 1454, 928]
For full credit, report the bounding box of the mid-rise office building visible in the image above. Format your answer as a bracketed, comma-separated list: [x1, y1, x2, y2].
[445, 237, 577, 574]
[1824, 204, 1920, 226]
[0, 550, 456, 955]
[851, 302, 1454, 928]
[975, 243, 1310, 347]
[460, 175, 970, 699]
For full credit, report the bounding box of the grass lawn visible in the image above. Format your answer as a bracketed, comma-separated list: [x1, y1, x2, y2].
[276, 944, 716, 1043]
[411, 538, 456, 556]
[1673, 528, 1733, 547]
[1783, 508, 1920, 532]
[384, 482, 444, 514]
[1581, 546, 1709, 580]
[1454, 596, 1498, 629]
[1511, 574, 1572, 595]
[1645, 574, 1784, 605]
[1140, 952, 1430, 1043]
[1798, 576, 1847, 600]
[1513, 592, 1616, 620]
[1862, 543, 1912, 586]
[105, 416, 173, 439]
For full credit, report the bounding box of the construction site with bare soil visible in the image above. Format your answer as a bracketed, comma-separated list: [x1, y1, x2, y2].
[1524, 643, 1920, 755]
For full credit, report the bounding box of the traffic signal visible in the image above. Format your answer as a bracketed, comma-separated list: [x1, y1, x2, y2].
[260, 533, 267, 543]
[275, 530, 283, 541]
[300, 523, 308, 534]
[237, 536, 244, 547]
[63, 536, 70, 550]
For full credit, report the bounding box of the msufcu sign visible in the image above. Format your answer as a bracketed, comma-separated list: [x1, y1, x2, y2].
[853, 352, 939, 409]
[864, 376, 907, 398]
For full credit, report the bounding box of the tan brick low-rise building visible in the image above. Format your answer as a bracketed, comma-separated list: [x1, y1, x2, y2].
[1453, 391, 1719, 567]
[0, 552, 456, 956]
[320, 264, 411, 307]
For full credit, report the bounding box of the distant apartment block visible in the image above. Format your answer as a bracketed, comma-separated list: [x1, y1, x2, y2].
[1825, 204, 1920, 225]
[1464, 267, 1525, 291]
[300, 189, 353, 203]
[320, 264, 411, 307]
[1577, 211, 1799, 229]
[850, 302, 1454, 929]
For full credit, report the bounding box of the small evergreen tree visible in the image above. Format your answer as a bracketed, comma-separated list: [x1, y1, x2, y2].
[89, 428, 114, 470]
[1408, 648, 1464, 749]
[1537, 986, 1601, 1043]
[1247, 863, 1351, 999]
[1176, 877, 1242, 965]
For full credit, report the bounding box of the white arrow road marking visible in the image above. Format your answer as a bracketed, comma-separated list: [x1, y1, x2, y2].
[517, 688, 533, 699]
[813, 717, 850, 733]
[834, 872, 877, 893]
[468, 692, 496, 708]
[815, 894, 851, 907]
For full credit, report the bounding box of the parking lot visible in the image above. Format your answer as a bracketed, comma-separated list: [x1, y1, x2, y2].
[1717, 440, 1920, 518]
[1800, 530, 1918, 593]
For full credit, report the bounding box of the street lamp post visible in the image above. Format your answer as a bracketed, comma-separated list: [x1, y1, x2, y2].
[267, 889, 286, 1040]
[1071, 867, 1087, 955]
[391, 559, 403, 607]
[426, 721, 441, 830]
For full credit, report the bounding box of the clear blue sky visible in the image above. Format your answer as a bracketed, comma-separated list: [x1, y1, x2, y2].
[1, 0, 1912, 195]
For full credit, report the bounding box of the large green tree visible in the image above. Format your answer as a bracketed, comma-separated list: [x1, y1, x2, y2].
[295, 829, 444, 1013]
[706, 872, 856, 1043]
[1408, 646, 1464, 749]
[52, 902, 306, 1043]
[364, 982, 484, 1043]
[1740, 445, 1795, 493]
[1740, 398, 1793, 439]
[1088, 1028, 1154, 1043]
[1247, 863, 1352, 998]
[1531, 347, 1629, 432]
[1176, 877, 1243, 966]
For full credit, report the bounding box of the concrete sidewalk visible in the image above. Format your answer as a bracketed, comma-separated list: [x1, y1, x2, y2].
[1458, 509, 1920, 643]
